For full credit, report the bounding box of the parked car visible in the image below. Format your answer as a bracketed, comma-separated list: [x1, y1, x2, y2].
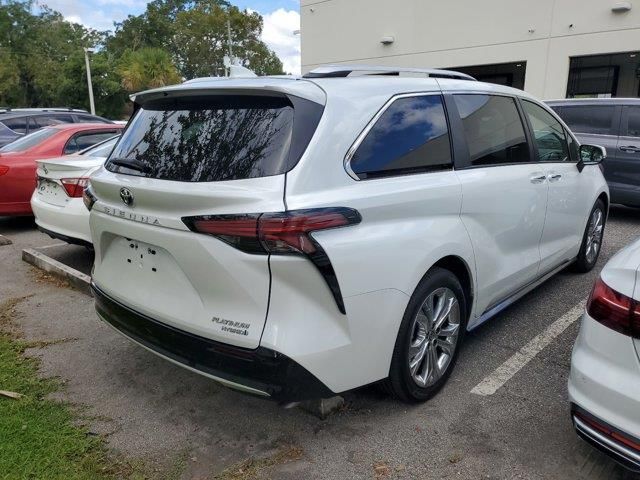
[0, 123, 123, 216]
[569, 236, 640, 472]
[31, 135, 119, 247]
[85, 65, 609, 403]
[546, 99, 640, 208]
[0, 108, 113, 148]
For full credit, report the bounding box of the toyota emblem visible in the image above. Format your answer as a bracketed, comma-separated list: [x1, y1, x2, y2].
[119, 187, 134, 206]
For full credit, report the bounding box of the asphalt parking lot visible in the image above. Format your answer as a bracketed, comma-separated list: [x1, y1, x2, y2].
[1, 208, 640, 480]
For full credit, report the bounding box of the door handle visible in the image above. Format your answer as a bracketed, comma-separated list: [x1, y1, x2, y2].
[530, 174, 547, 184]
[620, 146, 640, 153]
[547, 173, 562, 182]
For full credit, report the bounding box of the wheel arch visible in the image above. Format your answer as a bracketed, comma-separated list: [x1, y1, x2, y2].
[597, 191, 609, 219]
[429, 255, 474, 323]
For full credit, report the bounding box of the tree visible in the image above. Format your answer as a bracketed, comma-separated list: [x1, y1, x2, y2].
[0, 1, 106, 108]
[57, 51, 128, 119]
[106, 0, 283, 79]
[117, 48, 182, 92]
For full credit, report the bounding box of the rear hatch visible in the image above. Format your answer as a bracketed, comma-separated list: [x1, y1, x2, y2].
[35, 156, 103, 206]
[89, 85, 325, 349]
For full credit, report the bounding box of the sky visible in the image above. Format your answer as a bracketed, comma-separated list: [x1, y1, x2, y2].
[37, 0, 302, 74]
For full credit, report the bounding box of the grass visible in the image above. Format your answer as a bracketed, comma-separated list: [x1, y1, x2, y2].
[0, 296, 135, 480]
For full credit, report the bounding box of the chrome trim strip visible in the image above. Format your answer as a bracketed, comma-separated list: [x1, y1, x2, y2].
[98, 313, 271, 397]
[574, 416, 640, 465]
[343, 92, 443, 181]
[470, 259, 572, 330]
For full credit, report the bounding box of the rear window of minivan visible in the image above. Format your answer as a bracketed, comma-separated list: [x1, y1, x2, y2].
[105, 95, 322, 182]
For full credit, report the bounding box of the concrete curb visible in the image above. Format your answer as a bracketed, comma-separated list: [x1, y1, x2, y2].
[0, 235, 12, 246]
[22, 248, 92, 296]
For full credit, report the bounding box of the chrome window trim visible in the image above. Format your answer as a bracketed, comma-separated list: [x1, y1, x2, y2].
[343, 92, 445, 181]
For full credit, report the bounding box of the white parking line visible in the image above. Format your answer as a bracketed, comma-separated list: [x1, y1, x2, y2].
[471, 300, 586, 396]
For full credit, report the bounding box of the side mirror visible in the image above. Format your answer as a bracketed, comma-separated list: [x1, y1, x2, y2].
[577, 144, 606, 172]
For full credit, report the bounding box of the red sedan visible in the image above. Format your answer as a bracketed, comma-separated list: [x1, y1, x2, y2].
[0, 123, 123, 216]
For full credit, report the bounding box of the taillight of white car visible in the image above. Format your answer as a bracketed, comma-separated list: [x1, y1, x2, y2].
[587, 277, 640, 338]
[183, 208, 361, 313]
[60, 177, 90, 198]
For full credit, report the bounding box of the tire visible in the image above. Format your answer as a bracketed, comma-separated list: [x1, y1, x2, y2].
[572, 199, 606, 273]
[383, 267, 467, 403]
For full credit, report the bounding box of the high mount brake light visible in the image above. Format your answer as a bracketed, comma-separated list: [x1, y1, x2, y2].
[60, 177, 90, 198]
[184, 208, 362, 314]
[587, 277, 640, 339]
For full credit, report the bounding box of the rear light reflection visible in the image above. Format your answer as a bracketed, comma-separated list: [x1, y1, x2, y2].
[575, 410, 640, 453]
[61, 177, 90, 198]
[587, 277, 640, 338]
[0, 165, 8, 176]
[82, 186, 97, 211]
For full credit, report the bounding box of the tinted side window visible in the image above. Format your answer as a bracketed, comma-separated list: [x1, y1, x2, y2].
[349, 95, 451, 179]
[34, 114, 74, 128]
[522, 101, 569, 162]
[453, 94, 530, 167]
[624, 106, 640, 137]
[566, 129, 579, 162]
[557, 105, 616, 135]
[2, 117, 28, 134]
[65, 131, 119, 154]
[76, 114, 110, 124]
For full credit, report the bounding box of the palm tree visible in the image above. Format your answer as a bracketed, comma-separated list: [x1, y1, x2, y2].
[118, 47, 182, 92]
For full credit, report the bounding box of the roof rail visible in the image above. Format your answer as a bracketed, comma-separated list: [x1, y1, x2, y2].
[303, 64, 476, 81]
[0, 107, 89, 114]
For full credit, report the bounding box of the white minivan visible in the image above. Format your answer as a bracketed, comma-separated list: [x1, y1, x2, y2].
[85, 65, 609, 403]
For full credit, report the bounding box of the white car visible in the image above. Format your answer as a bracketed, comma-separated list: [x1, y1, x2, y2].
[31, 136, 119, 246]
[569, 237, 640, 472]
[85, 65, 609, 403]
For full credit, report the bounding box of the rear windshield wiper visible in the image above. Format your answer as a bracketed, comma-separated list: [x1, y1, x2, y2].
[109, 158, 151, 174]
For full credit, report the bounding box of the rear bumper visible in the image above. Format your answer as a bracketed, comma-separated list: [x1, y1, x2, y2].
[37, 225, 92, 249]
[31, 194, 91, 244]
[92, 283, 335, 402]
[572, 405, 640, 472]
[569, 312, 640, 471]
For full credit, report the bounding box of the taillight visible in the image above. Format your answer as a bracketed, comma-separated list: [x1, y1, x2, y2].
[82, 185, 97, 211]
[587, 277, 640, 338]
[183, 208, 361, 314]
[0, 165, 8, 176]
[60, 177, 90, 198]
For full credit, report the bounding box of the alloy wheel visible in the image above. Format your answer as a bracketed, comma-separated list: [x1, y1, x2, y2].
[585, 208, 604, 264]
[408, 287, 460, 387]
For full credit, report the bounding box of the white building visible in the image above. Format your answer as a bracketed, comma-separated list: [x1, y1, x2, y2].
[300, 0, 640, 99]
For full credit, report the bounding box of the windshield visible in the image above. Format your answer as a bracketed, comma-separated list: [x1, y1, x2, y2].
[106, 96, 299, 182]
[0, 127, 57, 153]
[81, 136, 119, 157]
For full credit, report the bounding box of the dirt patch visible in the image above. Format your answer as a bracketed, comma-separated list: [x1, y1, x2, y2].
[30, 267, 70, 289]
[215, 445, 304, 480]
[0, 296, 31, 336]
